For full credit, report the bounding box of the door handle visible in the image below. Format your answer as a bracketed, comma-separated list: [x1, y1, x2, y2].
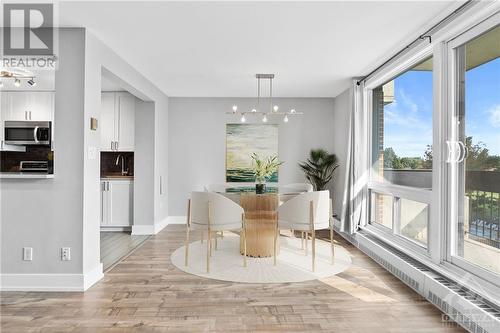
[457, 141, 468, 163]
[116, 141, 119, 150]
[33, 126, 39, 143]
[29, 111, 32, 120]
[446, 141, 461, 163]
[106, 181, 110, 191]
[111, 141, 114, 150]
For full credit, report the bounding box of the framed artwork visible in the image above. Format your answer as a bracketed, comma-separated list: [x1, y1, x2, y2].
[226, 124, 279, 182]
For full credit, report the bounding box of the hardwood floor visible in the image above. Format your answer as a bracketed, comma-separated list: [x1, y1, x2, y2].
[1, 225, 465, 332]
[100, 232, 150, 272]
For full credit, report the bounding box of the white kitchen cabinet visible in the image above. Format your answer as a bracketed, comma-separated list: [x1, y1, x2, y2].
[101, 179, 134, 227]
[28, 92, 54, 121]
[100, 93, 116, 151]
[1, 91, 54, 145]
[0, 91, 54, 121]
[100, 92, 135, 151]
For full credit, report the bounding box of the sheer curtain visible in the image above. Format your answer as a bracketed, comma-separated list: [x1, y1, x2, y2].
[340, 79, 369, 234]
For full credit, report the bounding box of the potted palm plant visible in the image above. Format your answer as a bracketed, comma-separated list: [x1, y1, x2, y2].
[299, 149, 339, 191]
[251, 153, 283, 194]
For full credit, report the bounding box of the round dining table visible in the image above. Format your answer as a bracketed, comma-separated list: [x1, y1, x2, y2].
[218, 186, 303, 258]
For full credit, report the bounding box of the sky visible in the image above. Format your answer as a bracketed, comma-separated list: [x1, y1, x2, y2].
[383, 57, 500, 158]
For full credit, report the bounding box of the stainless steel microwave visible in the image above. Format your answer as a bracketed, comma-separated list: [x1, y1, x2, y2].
[4, 121, 51, 146]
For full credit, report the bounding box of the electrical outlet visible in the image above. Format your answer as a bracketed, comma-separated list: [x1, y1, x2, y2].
[23, 247, 33, 261]
[61, 247, 71, 261]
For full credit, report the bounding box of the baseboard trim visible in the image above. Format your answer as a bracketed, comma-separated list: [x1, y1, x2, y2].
[83, 263, 103, 291]
[166, 216, 186, 225]
[131, 224, 155, 235]
[131, 216, 186, 235]
[0, 263, 103, 292]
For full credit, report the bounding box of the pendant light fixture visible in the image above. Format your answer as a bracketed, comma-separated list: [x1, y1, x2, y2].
[227, 74, 303, 123]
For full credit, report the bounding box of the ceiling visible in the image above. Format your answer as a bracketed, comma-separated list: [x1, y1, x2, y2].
[59, 1, 460, 97]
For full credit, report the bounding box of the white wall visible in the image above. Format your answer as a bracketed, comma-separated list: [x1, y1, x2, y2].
[0, 28, 170, 291]
[134, 101, 155, 227]
[168, 97, 336, 215]
[84, 32, 169, 242]
[1, 29, 86, 285]
[331, 88, 350, 216]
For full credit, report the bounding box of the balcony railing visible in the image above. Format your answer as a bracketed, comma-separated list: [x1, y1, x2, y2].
[382, 169, 499, 249]
[466, 171, 500, 249]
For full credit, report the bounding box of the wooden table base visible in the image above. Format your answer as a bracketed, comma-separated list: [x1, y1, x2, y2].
[239, 193, 279, 257]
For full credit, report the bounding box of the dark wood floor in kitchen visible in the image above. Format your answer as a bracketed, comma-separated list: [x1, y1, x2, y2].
[1, 225, 465, 332]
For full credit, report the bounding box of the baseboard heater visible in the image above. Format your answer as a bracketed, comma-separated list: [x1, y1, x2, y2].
[333, 225, 500, 333]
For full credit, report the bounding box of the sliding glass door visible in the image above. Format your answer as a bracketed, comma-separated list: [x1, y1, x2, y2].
[448, 23, 500, 281]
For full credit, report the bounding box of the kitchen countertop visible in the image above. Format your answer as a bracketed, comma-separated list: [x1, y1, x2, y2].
[101, 175, 134, 180]
[0, 172, 54, 179]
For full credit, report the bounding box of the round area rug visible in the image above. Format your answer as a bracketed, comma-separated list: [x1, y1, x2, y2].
[170, 232, 352, 283]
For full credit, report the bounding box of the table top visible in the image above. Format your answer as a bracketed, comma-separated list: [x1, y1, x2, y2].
[218, 186, 305, 195]
[223, 186, 278, 193]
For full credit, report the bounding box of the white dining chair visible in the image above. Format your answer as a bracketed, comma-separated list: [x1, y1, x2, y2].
[204, 184, 231, 193]
[279, 183, 313, 194]
[278, 183, 314, 246]
[275, 190, 333, 272]
[185, 191, 247, 273]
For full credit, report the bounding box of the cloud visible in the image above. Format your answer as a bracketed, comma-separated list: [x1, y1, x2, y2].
[399, 89, 418, 113]
[384, 89, 429, 131]
[488, 104, 500, 127]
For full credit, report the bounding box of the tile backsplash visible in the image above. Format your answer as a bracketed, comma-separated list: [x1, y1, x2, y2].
[0, 146, 52, 172]
[101, 152, 134, 177]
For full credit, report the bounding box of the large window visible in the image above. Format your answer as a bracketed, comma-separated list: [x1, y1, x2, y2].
[369, 57, 433, 248]
[453, 25, 500, 276]
[371, 57, 433, 189]
[364, 11, 499, 298]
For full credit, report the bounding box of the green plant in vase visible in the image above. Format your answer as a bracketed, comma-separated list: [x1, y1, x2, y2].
[299, 149, 339, 191]
[251, 153, 283, 194]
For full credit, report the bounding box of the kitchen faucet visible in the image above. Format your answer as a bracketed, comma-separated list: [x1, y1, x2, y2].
[115, 154, 128, 176]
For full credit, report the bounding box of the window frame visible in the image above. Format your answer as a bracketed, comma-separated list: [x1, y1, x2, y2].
[358, 2, 500, 302]
[445, 14, 500, 286]
[363, 43, 435, 258]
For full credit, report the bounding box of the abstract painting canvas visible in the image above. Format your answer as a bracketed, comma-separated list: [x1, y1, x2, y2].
[226, 124, 279, 182]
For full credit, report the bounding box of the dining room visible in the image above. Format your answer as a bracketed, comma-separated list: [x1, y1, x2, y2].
[166, 74, 349, 283]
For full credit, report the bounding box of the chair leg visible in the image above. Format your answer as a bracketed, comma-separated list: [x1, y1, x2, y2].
[214, 232, 218, 250]
[243, 229, 247, 268]
[184, 225, 190, 266]
[301, 231, 304, 249]
[312, 228, 316, 272]
[243, 213, 247, 268]
[305, 232, 308, 256]
[201, 230, 204, 244]
[274, 226, 278, 266]
[207, 227, 211, 273]
[330, 223, 334, 265]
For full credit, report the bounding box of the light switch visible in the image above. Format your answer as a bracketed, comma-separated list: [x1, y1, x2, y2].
[23, 247, 33, 261]
[61, 247, 71, 261]
[87, 146, 97, 160]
